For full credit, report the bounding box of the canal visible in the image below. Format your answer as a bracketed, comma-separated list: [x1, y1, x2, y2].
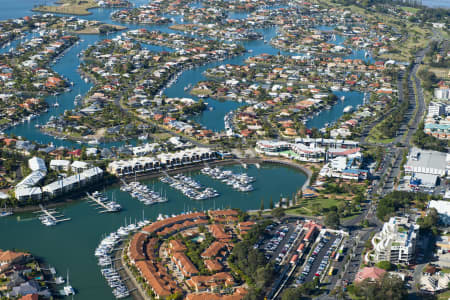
[3, 0, 369, 143]
[0, 1, 368, 298]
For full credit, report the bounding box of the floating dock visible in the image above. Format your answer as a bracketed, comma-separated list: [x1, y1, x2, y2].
[86, 192, 121, 213]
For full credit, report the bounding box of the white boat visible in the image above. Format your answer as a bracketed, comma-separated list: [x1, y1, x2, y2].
[0, 205, 13, 217]
[340, 96, 345, 101]
[60, 270, 75, 296]
[330, 86, 340, 91]
[343, 105, 353, 113]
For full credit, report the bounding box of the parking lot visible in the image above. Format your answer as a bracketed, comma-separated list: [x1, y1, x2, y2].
[260, 222, 302, 266]
[301, 233, 337, 283]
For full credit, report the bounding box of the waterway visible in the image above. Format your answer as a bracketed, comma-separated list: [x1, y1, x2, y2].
[0, 164, 307, 299]
[422, 0, 450, 8]
[0, 0, 379, 298]
[1, 0, 369, 141]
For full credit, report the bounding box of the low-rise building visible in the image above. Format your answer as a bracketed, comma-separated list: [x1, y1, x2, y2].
[404, 147, 449, 187]
[49, 159, 71, 172]
[428, 200, 450, 225]
[42, 167, 103, 198]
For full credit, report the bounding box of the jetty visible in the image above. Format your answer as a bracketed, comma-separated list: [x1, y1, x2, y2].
[86, 192, 122, 213]
[34, 205, 71, 226]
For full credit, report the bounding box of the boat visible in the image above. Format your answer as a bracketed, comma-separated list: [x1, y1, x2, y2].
[343, 105, 353, 113]
[330, 86, 340, 91]
[60, 270, 75, 296]
[0, 210, 13, 217]
[88, 139, 100, 145]
[74, 93, 82, 104]
[0, 204, 13, 217]
[340, 96, 345, 101]
[41, 216, 56, 226]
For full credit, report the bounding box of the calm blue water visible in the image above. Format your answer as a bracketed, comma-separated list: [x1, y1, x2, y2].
[306, 91, 365, 129]
[422, 0, 450, 8]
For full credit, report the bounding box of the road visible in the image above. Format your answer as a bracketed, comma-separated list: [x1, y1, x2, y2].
[332, 33, 441, 291]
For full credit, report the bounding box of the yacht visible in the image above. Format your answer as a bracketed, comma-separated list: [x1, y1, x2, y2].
[60, 271, 75, 296]
[41, 216, 56, 226]
[343, 105, 353, 113]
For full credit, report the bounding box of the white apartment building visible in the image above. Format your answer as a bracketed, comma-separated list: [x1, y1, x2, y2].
[435, 88, 450, 100]
[372, 216, 419, 265]
[107, 148, 217, 177]
[428, 102, 446, 117]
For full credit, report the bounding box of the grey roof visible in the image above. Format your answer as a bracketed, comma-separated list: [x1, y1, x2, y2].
[16, 171, 46, 188]
[405, 147, 448, 176]
[28, 157, 47, 173]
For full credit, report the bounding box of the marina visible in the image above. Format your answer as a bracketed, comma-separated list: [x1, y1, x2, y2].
[120, 180, 168, 205]
[2, 160, 305, 299]
[201, 166, 255, 192]
[87, 191, 122, 213]
[160, 173, 220, 200]
[34, 204, 71, 227]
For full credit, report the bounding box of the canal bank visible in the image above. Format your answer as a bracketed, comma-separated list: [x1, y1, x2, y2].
[9, 158, 312, 213]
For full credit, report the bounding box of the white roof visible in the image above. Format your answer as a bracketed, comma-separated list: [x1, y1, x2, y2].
[71, 161, 89, 168]
[50, 160, 71, 167]
[429, 200, 450, 219]
[15, 186, 42, 198]
[43, 167, 103, 193]
[16, 171, 46, 188]
[28, 157, 47, 172]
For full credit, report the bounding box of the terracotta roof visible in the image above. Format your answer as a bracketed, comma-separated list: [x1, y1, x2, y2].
[209, 209, 239, 217]
[19, 294, 38, 300]
[172, 252, 199, 277]
[355, 267, 386, 283]
[209, 224, 231, 240]
[129, 232, 147, 261]
[135, 261, 179, 297]
[0, 250, 29, 263]
[186, 272, 235, 291]
[169, 240, 187, 253]
[185, 289, 247, 300]
[142, 212, 207, 235]
[204, 259, 223, 272]
[201, 241, 227, 258]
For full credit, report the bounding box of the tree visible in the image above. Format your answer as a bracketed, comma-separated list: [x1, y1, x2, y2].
[376, 261, 395, 271]
[324, 211, 340, 229]
[271, 207, 285, 219]
[281, 287, 303, 300]
[350, 274, 407, 300]
[269, 197, 274, 210]
[260, 199, 264, 211]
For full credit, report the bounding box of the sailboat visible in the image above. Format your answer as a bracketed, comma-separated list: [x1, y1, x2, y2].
[74, 89, 82, 105]
[53, 97, 59, 108]
[0, 204, 13, 217]
[60, 270, 75, 296]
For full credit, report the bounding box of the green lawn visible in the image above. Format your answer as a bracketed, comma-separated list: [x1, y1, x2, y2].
[438, 289, 450, 300]
[285, 197, 341, 216]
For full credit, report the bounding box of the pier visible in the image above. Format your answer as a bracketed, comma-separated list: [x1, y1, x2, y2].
[86, 192, 121, 213]
[34, 205, 71, 226]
